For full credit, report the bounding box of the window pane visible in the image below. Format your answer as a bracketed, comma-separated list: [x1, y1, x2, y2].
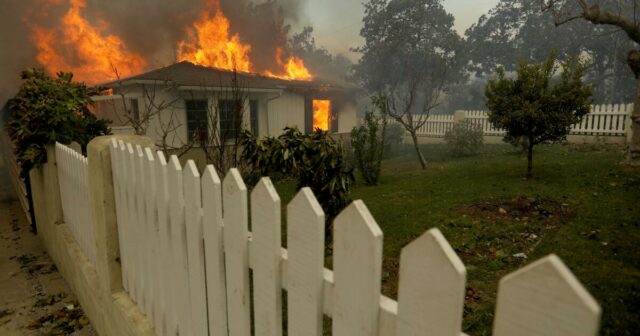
[219, 99, 243, 140]
[186, 99, 208, 141]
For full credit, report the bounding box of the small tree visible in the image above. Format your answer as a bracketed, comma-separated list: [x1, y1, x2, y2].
[8, 68, 111, 176]
[351, 95, 387, 185]
[485, 52, 593, 178]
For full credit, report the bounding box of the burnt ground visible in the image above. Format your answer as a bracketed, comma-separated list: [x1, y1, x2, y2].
[0, 155, 95, 335]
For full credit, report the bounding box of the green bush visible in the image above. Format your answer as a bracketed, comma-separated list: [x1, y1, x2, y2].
[8, 68, 111, 176]
[241, 127, 354, 237]
[444, 120, 484, 156]
[351, 110, 386, 185]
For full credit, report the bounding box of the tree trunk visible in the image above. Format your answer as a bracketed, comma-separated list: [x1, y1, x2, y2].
[627, 51, 640, 166]
[526, 140, 534, 180]
[627, 78, 640, 165]
[409, 131, 427, 169]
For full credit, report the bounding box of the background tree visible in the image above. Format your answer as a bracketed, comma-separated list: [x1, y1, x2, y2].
[350, 95, 388, 185]
[466, 0, 635, 104]
[485, 52, 593, 179]
[7, 68, 111, 176]
[289, 26, 353, 82]
[541, 0, 640, 165]
[353, 0, 465, 169]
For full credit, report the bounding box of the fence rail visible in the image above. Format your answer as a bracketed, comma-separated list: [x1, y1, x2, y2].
[413, 103, 632, 138]
[109, 139, 601, 336]
[56, 143, 96, 267]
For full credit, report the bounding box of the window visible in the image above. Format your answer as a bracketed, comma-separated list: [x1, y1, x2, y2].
[130, 99, 140, 122]
[186, 100, 208, 142]
[219, 99, 243, 140]
[250, 99, 259, 135]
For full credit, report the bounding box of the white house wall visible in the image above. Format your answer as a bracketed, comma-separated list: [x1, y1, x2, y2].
[265, 92, 305, 136]
[337, 101, 358, 133]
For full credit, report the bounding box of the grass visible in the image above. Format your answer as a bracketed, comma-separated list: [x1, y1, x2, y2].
[271, 142, 640, 335]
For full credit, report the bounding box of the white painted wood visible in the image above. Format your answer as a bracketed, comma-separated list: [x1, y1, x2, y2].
[202, 165, 228, 336]
[251, 178, 283, 336]
[154, 151, 172, 336]
[332, 200, 383, 336]
[396, 228, 466, 336]
[125, 143, 138, 301]
[167, 155, 191, 336]
[143, 148, 157, 327]
[493, 254, 601, 336]
[222, 169, 251, 336]
[55, 143, 96, 267]
[134, 145, 148, 315]
[286, 187, 324, 336]
[183, 160, 208, 336]
[110, 140, 128, 292]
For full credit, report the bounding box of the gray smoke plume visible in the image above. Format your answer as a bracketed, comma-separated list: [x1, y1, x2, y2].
[0, 0, 310, 102]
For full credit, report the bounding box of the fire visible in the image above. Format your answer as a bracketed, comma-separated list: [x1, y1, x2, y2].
[28, 0, 147, 84]
[264, 48, 313, 81]
[312, 100, 331, 131]
[177, 1, 312, 80]
[177, 0, 252, 72]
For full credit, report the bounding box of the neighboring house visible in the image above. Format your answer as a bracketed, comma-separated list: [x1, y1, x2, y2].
[92, 61, 359, 148]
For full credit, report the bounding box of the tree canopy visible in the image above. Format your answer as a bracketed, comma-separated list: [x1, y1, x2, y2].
[485, 52, 593, 178]
[466, 0, 636, 103]
[8, 68, 111, 176]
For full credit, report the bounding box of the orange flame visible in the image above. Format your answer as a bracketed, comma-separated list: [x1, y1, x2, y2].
[312, 100, 331, 131]
[177, 0, 252, 72]
[177, 1, 311, 80]
[28, 0, 147, 84]
[264, 47, 313, 81]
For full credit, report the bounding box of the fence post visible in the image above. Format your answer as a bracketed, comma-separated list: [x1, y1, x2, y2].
[627, 103, 634, 144]
[453, 110, 466, 123]
[87, 135, 154, 294]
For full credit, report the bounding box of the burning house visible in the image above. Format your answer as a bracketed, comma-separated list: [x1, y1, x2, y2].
[23, 0, 359, 148]
[94, 61, 358, 148]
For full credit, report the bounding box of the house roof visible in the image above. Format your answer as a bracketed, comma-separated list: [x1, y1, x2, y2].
[102, 61, 358, 93]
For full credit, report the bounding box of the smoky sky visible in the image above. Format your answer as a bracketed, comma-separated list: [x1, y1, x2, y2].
[0, 0, 312, 102]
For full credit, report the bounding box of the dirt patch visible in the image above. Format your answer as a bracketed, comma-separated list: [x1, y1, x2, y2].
[462, 195, 571, 228]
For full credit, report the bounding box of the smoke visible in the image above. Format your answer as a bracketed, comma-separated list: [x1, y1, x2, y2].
[0, 0, 310, 101]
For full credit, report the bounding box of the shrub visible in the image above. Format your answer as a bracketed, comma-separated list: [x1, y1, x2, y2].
[241, 127, 354, 237]
[7, 69, 111, 176]
[351, 109, 386, 185]
[444, 120, 484, 156]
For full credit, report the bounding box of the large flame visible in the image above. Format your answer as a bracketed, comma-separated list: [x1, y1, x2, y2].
[312, 100, 331, 131]
[177, 0, 312, 81]
[264, 47, 313, 81]
[28, 0, 147, 84]
[177, 0, 252, 72]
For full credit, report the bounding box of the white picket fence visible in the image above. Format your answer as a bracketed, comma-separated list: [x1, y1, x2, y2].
[55, 142, 97, 267]
[108, 138, 601, 336]
[415, 103, 632, 138]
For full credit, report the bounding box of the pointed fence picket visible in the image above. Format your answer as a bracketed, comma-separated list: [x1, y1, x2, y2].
[106, 140, 602, 336]
[410, 103, 632, 138]
[55, 143, 96, 267]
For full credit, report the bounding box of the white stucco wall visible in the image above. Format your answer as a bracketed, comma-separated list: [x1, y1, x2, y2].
[337, 101, 358, 133]
[265, 92, 305, 136]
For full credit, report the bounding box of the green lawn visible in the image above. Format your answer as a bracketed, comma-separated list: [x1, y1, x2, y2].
[272, 143, 640, 335]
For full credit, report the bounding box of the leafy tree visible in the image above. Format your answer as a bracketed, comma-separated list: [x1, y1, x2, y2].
[541, 0, 640, 165]
[7, 68, 111, 176]
[351, 95, 388, 185]
[466, 0, 635, 103]
[241, 127, 354, 238]
[353, 0, 465, 169]
[485, 52, 593, 178]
